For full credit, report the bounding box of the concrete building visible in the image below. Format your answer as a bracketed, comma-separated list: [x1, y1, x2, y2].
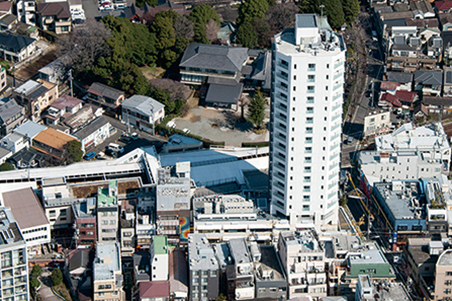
[277, 231, 327, 299]
[97, 181, 119, 242]
[2, 187, 51, 254]
[188, 234, 220, 301]
[156, 167, 190, 244]
[434, 249, 452, 301]
[93, 242, 125, 301]
[36, 1, 72, 34]
[119, 201, 135, 257]
[0, 133, 29, 154]
[363, 110, 391, 137]
[150, 235, 168, 281]
[250, 242, 287, 300]
[136, 189, 155, 250]
[41, 176, 75, 230]
[375, 123, 451, 168]
[0, 66, 6, 92]
[74, 116, 112, 153]
[0, 207, 29, 301]
[270, 14, 345, 227]
[72, 198, 97, 248]
[227, 238, 255, 300]
[192, 194, 290, 242]
[16, 0, 37, 25]
[355, 274, 411, 301]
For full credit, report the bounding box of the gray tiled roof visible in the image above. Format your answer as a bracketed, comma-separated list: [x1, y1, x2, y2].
[0, 32, 36, 53]
[74, 116, 110, 140]
[0, 99, 23, 125]
[387, 71, 413, 84]
[180, 43, 248, 73]
[88, 82, 124, 101]
[121, 95, 165, 117]
[414, 70, 443, 85]
[205, 83, 243, 105]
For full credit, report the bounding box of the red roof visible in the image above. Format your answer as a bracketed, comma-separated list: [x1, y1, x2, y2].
[380, 81, 401, 91]
[395, 90, 417, 103]
[139, 281, 170, 298]
[50, 94, 83, 110]
[435, 0, 452, 11]
[0, 1, 12, 12]
[381, 93, 402, 107]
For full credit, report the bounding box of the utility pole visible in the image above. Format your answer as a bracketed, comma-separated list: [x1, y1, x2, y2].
[320, 4, 325, 19]
[150, 103, 155, 136]
[68, 69, 73, 96]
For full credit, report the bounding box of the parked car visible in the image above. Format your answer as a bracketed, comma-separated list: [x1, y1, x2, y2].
[96, 152, 105, 159]
[131, 132, 139, 140]
[183, 128, 190, 134]
[167, 121, 176, 128]
[120, 136, 132, 143]
[105, 148, 118, 158]
[108, 143, 124, 153]
[83, 151, 97, 161]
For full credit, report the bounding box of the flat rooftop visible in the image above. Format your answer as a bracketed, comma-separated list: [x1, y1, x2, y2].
[438, 249, 452, 266]
[280, 230, 322, 252]
[228, 238, 252, 265]
[296, 14, 317, 28]
[349, 243, 388, 265]
[188, 233, 218, 271]
[255, 245, 284, 281]
[94, 242, 121, 281]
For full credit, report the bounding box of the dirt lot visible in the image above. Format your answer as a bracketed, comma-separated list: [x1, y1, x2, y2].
[15, 49, 57, 81]
[140, 65, 165, 81]
[172, 100, 270, 147]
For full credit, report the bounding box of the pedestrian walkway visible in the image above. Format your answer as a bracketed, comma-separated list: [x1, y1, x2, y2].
[39, 272, 61, 301]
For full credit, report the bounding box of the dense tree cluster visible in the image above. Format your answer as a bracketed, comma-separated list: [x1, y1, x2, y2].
[299, 0, 359, 28]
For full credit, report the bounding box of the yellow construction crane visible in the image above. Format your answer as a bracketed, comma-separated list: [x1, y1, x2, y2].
[347, 173, 374, 221]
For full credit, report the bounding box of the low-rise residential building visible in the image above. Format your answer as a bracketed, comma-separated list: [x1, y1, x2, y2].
[72, 198, 97, 248]
[150, 235, 169, 281]
[251, 242, 287, 300]
[38, 54, 68, 84]
[277, 231, 326, 300]
[0, 207, 29, 301]
[188, 233, 220, 301]
[32, 127, 77, 160]
[0, 146, 11, 164]
[414, 70, 443, 97]
[93, 242, 125, 301]
[0, 14, 18, 31]
[0, 32, 37, 63]
[36, 1, 72, 34]
[85, 82, 125, 116]
[16, 0, 37, 25]
[121, 95, 165, 131]
[136, 190, 155, 250]
[62, 104, 104, 133]
[97, 181, 119, 243]
[44, 94, 83, 126]
[0, 133, 28, 154]
[13, 120, 47, 144]
[0, 99, 26, 136]
[74, 116, 112, 153]
[2, 187, 51, 254]
[8, 147, 50, 168]
[13, 78, 59, 122]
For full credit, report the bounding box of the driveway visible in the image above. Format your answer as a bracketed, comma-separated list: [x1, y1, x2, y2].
[39, 272, 60, 301]
[82, 0, 101, 19]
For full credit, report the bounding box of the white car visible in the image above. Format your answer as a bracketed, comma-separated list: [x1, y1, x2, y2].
[167, 121, 176, 128]
[182, 128, 190, 134]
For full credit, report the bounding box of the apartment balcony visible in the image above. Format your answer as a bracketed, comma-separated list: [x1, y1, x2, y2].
[276, 84, 288, 92]
[277, 61, 289, 70]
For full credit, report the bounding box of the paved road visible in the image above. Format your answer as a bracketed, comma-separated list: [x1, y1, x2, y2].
[39, 273, 60, 301]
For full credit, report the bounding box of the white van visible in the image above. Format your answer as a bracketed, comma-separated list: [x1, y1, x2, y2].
[108, 143, 124, 153]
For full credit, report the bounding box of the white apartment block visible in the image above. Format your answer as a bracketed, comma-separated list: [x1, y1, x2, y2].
[16, 0, 36, 25]
[277, 231, 327, 299]
[270, 14, 345, 227]
[0, 207, 29, 301]
[149, 235, 168, 281]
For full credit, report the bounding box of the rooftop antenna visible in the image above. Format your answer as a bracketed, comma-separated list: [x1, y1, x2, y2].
[320, 4, 325, 19]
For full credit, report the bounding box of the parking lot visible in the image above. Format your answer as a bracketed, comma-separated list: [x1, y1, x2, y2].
[82, 116, 166, 162]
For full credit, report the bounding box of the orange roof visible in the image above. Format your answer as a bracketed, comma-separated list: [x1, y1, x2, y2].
[34, 128, 77, 150]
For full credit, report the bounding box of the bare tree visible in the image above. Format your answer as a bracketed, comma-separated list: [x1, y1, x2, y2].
[173, 16, 195, 40]
[206, 19, 220, 43]
[265, 3, 298, 33]
[56, 19, 112, 72]
[150, 78, 191, 102]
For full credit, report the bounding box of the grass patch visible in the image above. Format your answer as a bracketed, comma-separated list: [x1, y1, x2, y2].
[53, 283, 72, 301]
[140, 65, 165, 80]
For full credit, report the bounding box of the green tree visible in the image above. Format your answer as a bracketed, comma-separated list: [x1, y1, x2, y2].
[216, 294, 227, 301]
[236, 21, 258, 48]
[51, 268, 63, 286]
[135, 0, 157, 7]
[341, 0, 359, 24]
[65, 140, 83, 164]
[237, 0, 272, 25]
[30, 278, 40, 289]
[31, 265, 42, 278]
[247, 88, 266, 129]
[298, 0, 320, 14]
[0, 162, 14, 171]
[322, 0, 345, 29]
[189, 5, 220, 43]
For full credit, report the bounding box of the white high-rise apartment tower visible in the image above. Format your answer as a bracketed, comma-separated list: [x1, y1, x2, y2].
[270, 14, 345, 227]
